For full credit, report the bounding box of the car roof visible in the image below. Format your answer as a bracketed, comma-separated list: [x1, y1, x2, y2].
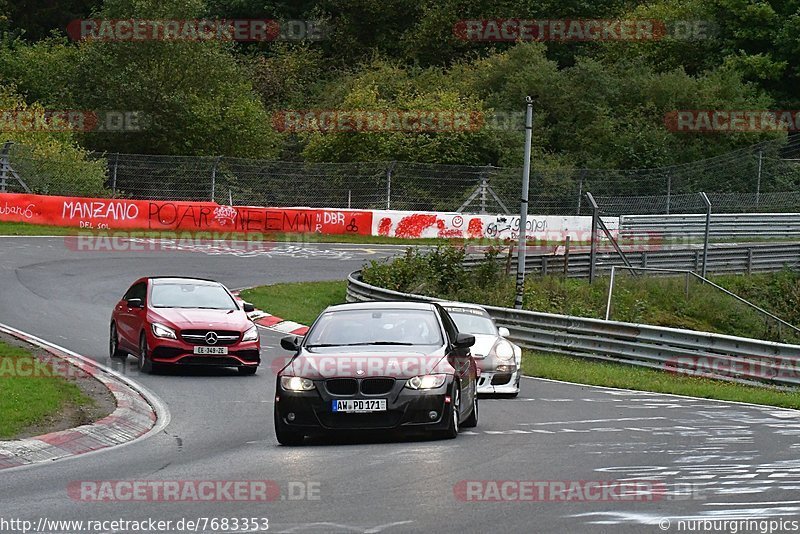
[324, 300, 438, 312]
[437, 301, 489, 313]
[148, 277, 222, 286]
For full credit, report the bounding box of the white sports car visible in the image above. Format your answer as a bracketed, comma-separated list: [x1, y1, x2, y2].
[442, 303, 522, 397]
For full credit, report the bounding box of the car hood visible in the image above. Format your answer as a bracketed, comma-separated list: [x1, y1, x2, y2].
[288, 347, 449, 379]
[150, 308, 252, 331]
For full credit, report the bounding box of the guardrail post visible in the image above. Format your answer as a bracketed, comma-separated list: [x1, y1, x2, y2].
[747, 248, 753, 275]
[563, 235, 570, 276]
[542, 256, 548, 276]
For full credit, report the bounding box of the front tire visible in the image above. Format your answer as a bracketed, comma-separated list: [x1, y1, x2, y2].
[274, 408, 304, 446]
[462, 385, 478, 428]
[438, 384, 460, 440]
[109, 323, 126, 360]
[138, 333, 154, 374]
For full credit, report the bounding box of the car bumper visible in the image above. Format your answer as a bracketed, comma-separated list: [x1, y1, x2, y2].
[148, 339, 261, 368]
[477, 369, 520, 394]
[275, 379, 454, 432]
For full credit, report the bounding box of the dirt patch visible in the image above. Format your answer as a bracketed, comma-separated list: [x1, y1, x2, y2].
[0, 332, 116, 440]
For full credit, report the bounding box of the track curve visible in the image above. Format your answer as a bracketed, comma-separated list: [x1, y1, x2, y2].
[1, 237, 799, 533]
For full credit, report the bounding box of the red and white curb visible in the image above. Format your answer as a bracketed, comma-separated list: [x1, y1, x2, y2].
[0, 323, 168, 471]
[230, 290, 309, 336]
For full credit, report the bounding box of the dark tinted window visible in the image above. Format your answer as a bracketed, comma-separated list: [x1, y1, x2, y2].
[124, 282, 146, 301]
[306, 308, 444, 347]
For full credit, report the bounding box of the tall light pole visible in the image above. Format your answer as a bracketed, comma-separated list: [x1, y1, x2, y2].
[514, 96, 534, 309]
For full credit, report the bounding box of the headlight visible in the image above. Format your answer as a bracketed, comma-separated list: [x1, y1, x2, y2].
[151, 323, 177, 339]
[242, 325, 258, 342]
[405, 374, 447, 390]
[491, 339, 515, 361]
[280, 376, 315, 391]
[496, 364, 517, 373]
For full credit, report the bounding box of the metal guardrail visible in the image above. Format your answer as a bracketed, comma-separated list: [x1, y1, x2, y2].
[463, 242, 800, 278]
[347, 271, 800, 388]
[620, 213, 800, 239]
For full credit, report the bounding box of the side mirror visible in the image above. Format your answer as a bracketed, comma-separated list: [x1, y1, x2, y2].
[454, 332, 475, 349]
[498, 326, 510, 338]
[280, 335, 301, 351]
[242, 302, 255, 313]
[127, 298, 144, 308]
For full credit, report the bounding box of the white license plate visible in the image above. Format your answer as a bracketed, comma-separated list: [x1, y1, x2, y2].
[332, 399, 387, 413]
[193, 346, 228, 355]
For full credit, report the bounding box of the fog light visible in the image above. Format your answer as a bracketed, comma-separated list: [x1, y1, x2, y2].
[428, 411, 438, 420]
[287, 412, 296, 422]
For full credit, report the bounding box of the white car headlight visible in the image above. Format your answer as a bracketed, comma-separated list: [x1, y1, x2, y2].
[280, 376, 315, 391]
[151, 323, 177, 339]
[492, 339, 515, 361]
[242, 325, 259, 342]
[405, 374, 447, 390]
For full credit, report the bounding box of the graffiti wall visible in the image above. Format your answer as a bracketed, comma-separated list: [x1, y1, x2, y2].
[372, 210, 619, 242]
[0, 193, 619, 241]
[0, 193, 373, 235]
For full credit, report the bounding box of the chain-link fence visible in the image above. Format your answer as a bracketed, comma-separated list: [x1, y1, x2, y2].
[2, 137, 800, 215]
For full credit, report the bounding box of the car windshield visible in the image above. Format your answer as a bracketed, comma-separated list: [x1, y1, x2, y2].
[446, 308, 497, 335]
[305, 309, 444, 347]
[150, 282, 237, 310]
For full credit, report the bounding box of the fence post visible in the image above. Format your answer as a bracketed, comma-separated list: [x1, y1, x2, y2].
[480, 167, 490, 214]
[0, 141, 11, 193]
[700, 192, 712, 280]
[111, 152, 119, 197]
[210, 156, 221, 202]
[666, 174, 672, 215]
[605, 266, 616, 320]
[586, 192, 600, 284]
[756, 148, 763, 209]
[386, 161, 396, 210]
[576, 172, 584, 215]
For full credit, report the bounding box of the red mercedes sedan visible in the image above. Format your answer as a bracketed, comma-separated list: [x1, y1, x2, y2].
[109, 277, 261, 375]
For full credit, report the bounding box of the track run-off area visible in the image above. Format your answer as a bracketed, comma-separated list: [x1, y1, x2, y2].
[1, 236, 800, 533]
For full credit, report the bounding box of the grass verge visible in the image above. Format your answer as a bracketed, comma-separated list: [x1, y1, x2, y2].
[523, 351, 800, 410]
[0, 340, 92, 439]
[243, 278, 800, 410]
[240, 280, 347, 326]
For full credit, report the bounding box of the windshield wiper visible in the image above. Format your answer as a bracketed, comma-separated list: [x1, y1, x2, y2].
[306, 341, 416, 348]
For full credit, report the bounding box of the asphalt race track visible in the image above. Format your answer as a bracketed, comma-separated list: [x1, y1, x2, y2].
[2, 236, 800, 533]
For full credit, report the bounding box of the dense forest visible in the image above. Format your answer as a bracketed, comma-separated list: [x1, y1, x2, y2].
[0, 0, 797, 174]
